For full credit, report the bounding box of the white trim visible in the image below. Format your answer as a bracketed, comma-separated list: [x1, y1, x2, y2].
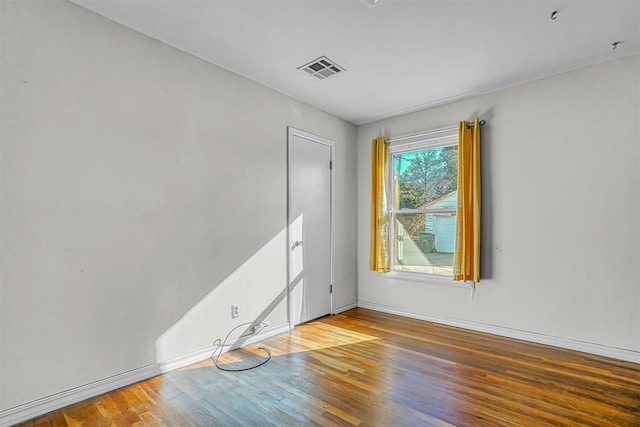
[379, 271, 474, 289]
[286, 127, 336, 328]
[223, 323, 291, 350]
[388, 125, 458, 144]
[357, 301, 640, 364]
[333, 302, 357, 314]
[388, 135, 457, 153]
[0, 324, 290, 427]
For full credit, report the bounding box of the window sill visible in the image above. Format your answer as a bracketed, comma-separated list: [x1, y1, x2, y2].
[379, 271, 475, 289]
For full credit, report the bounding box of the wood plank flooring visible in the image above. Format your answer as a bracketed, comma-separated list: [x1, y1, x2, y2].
[20, 308, 640, 426]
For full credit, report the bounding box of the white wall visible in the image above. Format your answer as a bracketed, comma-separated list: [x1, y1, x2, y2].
[0, 0, 356, 411]
[357, 55, 640, 352]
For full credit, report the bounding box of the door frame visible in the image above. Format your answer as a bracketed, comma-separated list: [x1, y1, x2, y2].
[286, 127, 336, 330]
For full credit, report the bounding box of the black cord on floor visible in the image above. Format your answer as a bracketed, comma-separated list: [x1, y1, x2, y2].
[210, 322, 272, 372]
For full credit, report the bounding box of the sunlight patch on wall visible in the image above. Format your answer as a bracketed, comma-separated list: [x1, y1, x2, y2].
[155, 229, 288, 362]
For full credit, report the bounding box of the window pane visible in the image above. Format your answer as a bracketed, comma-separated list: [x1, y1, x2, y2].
[393, 212, 456, 276]
[393, 146, 458, 210]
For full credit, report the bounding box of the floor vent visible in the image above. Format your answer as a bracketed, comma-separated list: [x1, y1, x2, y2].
[298, 56, 345, 80]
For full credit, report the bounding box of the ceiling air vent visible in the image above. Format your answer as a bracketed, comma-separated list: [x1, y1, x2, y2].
[298, 56, 345, 80]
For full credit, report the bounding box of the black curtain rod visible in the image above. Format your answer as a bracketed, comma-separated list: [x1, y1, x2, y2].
[466, 119, 486, 129]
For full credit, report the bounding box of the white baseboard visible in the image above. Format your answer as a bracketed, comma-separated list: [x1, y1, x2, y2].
[357, 301, 640, 364]
[0, 323, 290, 427]
[333, 302, 357, 314]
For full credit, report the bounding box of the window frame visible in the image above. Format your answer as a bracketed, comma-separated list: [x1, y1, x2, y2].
[386, 128, 460, 281]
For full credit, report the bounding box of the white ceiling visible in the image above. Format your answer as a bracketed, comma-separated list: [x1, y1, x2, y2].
[71, 0, 640, 125]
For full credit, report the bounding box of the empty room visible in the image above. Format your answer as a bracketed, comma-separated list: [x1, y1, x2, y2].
[1, 0, 639, 425]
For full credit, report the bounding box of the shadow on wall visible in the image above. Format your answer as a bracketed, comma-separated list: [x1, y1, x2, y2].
[154, 226, 290, 362]
[468, 108, 495, 281]
[1, 194, 292, 412]
[155, 214, 313, 359]
[480, 121, 494, 280]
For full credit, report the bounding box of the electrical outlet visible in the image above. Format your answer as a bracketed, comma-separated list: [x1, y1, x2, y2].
[231, 304, 239, 318]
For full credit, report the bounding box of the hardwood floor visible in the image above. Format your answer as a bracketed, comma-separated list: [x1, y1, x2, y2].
[20, 308, 640, 426]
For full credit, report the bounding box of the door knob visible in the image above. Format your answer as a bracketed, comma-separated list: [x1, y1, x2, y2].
[291, 240, 304, 251]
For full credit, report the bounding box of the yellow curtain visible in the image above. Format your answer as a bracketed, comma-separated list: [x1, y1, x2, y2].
[370, 137, 390, 272]
[454, 119, 481, 282]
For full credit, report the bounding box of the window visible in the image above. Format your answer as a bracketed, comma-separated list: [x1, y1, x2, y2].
[388, 129, 458, 277]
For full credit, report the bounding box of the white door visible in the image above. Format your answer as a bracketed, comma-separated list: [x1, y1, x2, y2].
[288, 128, 333, 326]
